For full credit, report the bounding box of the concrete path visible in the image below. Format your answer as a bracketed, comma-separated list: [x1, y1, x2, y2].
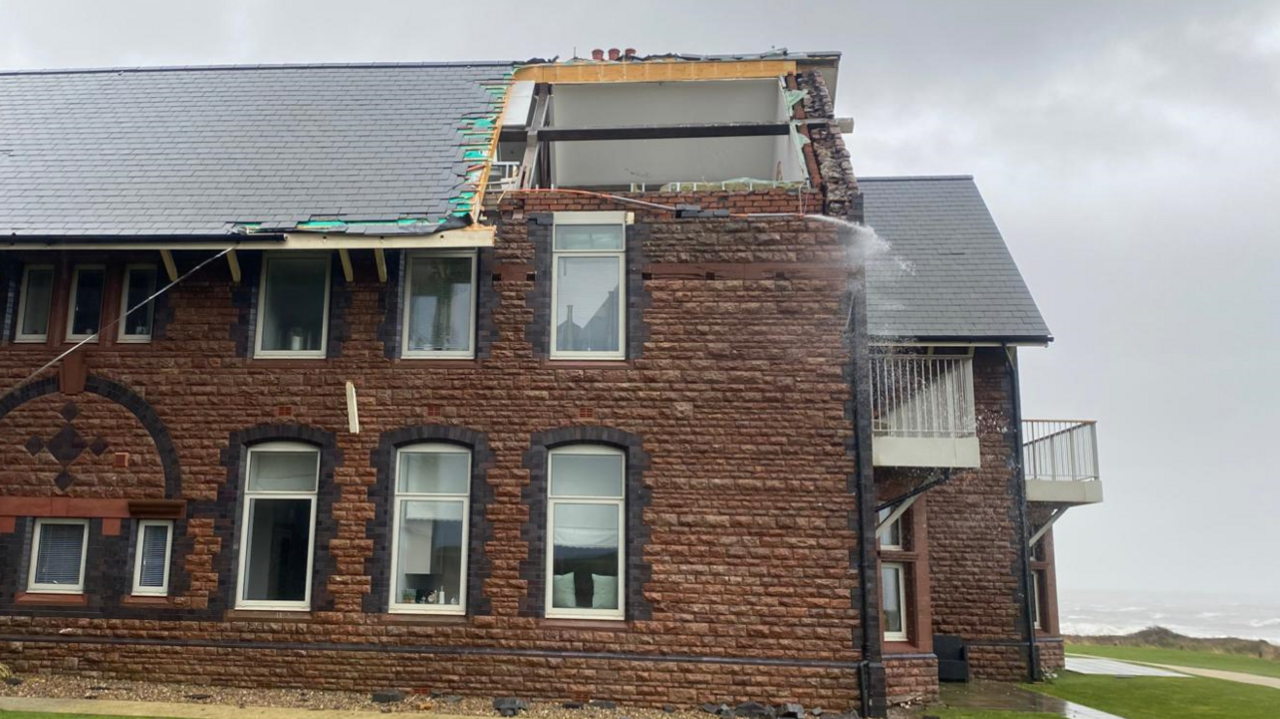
[1064, 655, 1188, 677]
[0, 695, 471, 719]
[1065, 653, 1280, 690]
[1139, 662, 1280, 690]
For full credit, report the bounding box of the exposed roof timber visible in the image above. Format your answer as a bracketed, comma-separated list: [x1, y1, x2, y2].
[513, 59, 796, 84]
[507, 121, 791, 142]
[0, 227, 495, 251]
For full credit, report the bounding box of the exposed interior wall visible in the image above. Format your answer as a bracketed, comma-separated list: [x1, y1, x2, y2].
[549, 80, 806, 187]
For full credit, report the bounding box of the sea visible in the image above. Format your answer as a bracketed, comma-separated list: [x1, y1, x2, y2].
[1060, 589, 1280, 644]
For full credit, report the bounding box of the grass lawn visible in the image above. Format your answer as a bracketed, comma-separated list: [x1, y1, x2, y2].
[926, 706, 1054, 711]
[1066, 643, 1280, 679]
[1027, 672, 1280, 719]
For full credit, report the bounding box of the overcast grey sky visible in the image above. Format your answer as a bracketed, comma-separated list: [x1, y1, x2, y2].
[2, 1, 1277, 598]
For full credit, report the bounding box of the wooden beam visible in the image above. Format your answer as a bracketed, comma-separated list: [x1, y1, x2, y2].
[0, 227, 495, 252]
[531, 121, 791, 142]
[513, 59, 795, 84]
[373, 248, 388, 283]
[345, 381, 360, 434]
[159, 250, 178, 282]
[337, 248, 354, 282]
[876, 495, 918, 536]
[1028, 507, 1068, 547]
[226, 249, 242, 283]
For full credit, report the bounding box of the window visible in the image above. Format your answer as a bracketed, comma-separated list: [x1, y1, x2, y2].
[118, 265, 159, 342]
[877, 507, 902, 550]
[28, 519, 89, 593]
[402, 252, 477, 358]
[66, 265, 106, 341]
[15, 264, 54, 342]
[389, 444, 471, 613]
[1032, 570, 1044, 630]
[255, 254, 331, 358]
[236, 442, 319, 609]
[551, 213, 626, 360]
[881, 562, 908, 641]
[546, 445, 625, 619]
[132, 520, 173, 595]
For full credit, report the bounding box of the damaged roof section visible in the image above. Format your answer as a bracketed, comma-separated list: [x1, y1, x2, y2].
[0, 62, 515, 237]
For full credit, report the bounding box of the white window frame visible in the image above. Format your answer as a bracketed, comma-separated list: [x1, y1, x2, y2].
[1033, 570, 1043, 630]
[235, 441, 320, 610]
[118, 264, 159, 343]
[877, 507, 903, 551]
[253, 252, 332, 359]
[14, 264, 54, 343]
[65, 264, 106, 342]
[131, 519, 173, 596]
[388, 443, 471, 615]
[550, 212, 627, 361]
[545, 444, 626, 620]
[28, 518, 90, 594]
[401, 250, 478, 359]
[882, 561, 908, 642]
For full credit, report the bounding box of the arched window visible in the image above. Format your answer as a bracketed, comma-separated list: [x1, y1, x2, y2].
[546, 445, 625, 620]
[237, 441, 320, 609]
[390, 443, 471, 614]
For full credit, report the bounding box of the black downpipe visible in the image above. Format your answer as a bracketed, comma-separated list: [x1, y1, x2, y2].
[1004, 344, 1042, 682]
[849, 267, 886, 717]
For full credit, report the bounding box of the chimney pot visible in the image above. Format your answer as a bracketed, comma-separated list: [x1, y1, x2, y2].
[624, 48, 637, 59]
[591, 49, 604, 61]
[608, 48, 621, 61]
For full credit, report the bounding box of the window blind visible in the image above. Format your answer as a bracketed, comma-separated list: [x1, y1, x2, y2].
[34, 523, 85, 586]
[137, 523, 170, 589]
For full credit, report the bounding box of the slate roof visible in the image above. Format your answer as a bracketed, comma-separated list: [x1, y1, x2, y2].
[0, 62, 515, 237]
[859, 176, 1052, 342]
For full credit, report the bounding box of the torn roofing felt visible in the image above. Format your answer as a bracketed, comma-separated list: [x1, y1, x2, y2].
[859, 176, 1052, 342]
[0, 62, 517, 237]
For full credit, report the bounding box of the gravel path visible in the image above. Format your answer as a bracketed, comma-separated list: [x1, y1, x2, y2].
[0, 673, 710, 719]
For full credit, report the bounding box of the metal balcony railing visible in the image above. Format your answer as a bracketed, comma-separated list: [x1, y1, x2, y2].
[486, 161, 522, 193]
[1022, 420, 1099, 482]
[870, 356, 977, 439]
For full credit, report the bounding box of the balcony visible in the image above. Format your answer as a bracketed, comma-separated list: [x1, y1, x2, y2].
[870, 355, 981, 468]
[1022, 420, 1104, 505]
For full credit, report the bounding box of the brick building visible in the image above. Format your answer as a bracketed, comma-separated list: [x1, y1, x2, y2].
[0, 50, 1102, 716]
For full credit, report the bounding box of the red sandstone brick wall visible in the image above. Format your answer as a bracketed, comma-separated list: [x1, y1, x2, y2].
[924, 348, 1034, 681]
[883, 656, 939, 706]
[0, 191, 863, 708]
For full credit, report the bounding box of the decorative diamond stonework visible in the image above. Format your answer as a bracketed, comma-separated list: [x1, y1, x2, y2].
[45, 424, 88, 465]
[22, 406, 110, 492]
[59, 402, 79, 422]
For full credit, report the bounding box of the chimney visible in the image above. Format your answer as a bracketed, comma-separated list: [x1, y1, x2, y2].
[591, 48, 604, 61]
[607, 48, 621, 61]
[624, 48, 637, 60]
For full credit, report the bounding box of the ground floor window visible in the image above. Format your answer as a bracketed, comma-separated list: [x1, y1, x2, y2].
[28, 518, 89, 593]
[882, 561, 908, 641]
[237, 442, 319, 609]
[877, 496, 927, 646]
[390, 443, 470, 614]
[546, 445, 625, 619]
[133, 519, 173, 595]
